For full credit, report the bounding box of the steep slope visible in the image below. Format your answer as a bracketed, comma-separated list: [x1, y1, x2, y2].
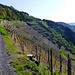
[35, 19, 75, 54]
[43, 20, 75, 45]
[5, 21, 59, 53]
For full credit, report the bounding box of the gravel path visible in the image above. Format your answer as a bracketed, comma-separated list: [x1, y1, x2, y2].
[0, 34, 14, 75]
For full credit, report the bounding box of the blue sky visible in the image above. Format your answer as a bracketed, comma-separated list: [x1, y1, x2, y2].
[0, 0, 75, 22]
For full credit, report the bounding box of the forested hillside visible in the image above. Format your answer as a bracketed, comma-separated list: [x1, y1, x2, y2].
[0, 4, 40, 21]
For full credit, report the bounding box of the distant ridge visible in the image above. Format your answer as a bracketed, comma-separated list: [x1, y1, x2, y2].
[68, 23, 75, 26]
[57, 22, 75, 32]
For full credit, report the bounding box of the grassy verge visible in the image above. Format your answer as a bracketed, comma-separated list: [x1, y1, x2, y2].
[0, 25, 7, 35]
[2, 35, 15, 55]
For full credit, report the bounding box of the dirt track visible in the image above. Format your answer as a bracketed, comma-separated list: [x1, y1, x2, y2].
[0, 34, 14, 75]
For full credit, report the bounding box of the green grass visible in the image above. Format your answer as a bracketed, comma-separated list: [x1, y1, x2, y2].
[60, 48, 75, 64]
[0, 19, 3, 21]
[0, 24, 16, 56]
[2, 35, 15, 55]
[0, 25, 7, 35]
[10, 56, 49, 75]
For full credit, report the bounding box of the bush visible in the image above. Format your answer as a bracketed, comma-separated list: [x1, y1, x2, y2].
[32, 72, 37, 75]
[17, 65, 24, 71]
[30, 61, 37, 70]
[34, 67, 39, 72]
[10, 61, 20, 68]
[25, 70, 31, 75]
[0, 25, 7, 35]
[24, 63, 31, 69]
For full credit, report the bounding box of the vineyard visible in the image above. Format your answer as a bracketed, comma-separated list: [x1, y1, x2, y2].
[3, 21, 75, 75]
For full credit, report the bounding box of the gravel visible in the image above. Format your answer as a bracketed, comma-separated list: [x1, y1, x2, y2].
[0, 34, 15, 75]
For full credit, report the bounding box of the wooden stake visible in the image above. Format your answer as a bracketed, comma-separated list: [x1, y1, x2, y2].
[60, 54, 62, 75]
[51, 49, 53, 75]
[68, 54, 71, 75]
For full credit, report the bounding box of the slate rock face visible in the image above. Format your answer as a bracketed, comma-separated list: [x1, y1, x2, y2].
[7, 22, 60, 52]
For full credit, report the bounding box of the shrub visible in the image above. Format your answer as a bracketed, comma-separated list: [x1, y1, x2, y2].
[10, 61, 20, 68]
[17, 65, 24, 71]
[30, 61, 37, 70]
[0, 25, 7, 35]
[25, 70, 31, 75]
[24, 63, 31, 69]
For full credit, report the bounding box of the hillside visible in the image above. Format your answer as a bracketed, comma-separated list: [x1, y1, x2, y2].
[0, 3, 75, 55]
[30, 19, 75, 54]
[0, 3, 75, 75]
[0, 4, 41, 21]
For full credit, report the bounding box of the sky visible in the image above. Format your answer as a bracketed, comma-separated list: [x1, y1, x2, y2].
[0, 0, 75, 23]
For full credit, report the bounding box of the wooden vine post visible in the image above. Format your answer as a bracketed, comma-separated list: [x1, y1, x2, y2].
[11, 32, 13, 39]
[48, 49, 50, 75]
[48, 50, 50, 70]
[21, 44, 24, 55]
[51, 49, 53, 75]
[35, 44, 38, 60]
[68, 54, 71, 75]
[14, 33, 16, 43]
[48, 50, 50, 63]
[60, 54, 62, 74]
[39, 47, 41, 65]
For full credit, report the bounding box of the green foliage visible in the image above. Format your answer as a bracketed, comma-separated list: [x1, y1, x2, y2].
[0, 5, 6, 19]
[10, 55, 48, 75]
[0, 4, 41, 22]
[27, 21, 38, 25]
[24, 63, 31, 69]
[60, 48, 75, 64]
[24, 70, 31, 75]
[0, 19, 3, 21]
[38, 21, 48, 28]
[2, 35, 15, 55]
[0, 25, 7, 35]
